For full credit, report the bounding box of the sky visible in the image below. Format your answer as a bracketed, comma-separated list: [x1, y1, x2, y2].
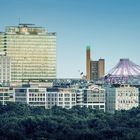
[0, 0, 140, 78]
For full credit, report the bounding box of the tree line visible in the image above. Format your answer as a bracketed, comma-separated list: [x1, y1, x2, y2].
[0, 103, 140, 140]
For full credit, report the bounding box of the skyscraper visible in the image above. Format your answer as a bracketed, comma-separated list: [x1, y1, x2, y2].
[0, 24, 56, 82]
[90, 61, 98, 81]
[86, 47, 105, 81]
[90, 59, 105, 81]
[98, 58, 105, 78]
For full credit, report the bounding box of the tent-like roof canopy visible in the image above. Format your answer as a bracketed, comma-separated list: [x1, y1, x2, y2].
[107, 59, 140, 76]
[98, 59, 140, 84]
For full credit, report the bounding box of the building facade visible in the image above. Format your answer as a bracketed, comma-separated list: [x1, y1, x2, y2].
[86, 47, 105, 81]
[98, 59, 105, 78]
[90, 59, 105, 81]
[46, 88, 76, 109]
[14, 86, 46, 107]
[13, 83, 105, 111]
[106, 85, 139, 113]
[83, 85, 105, 112]
[0, 56, 11, 85]
[76, 89, 83, 107]
[90, 61, 98, 81]
[0, 87, 13, 105]
[0, 24, 56, 82]
[14, 85, 76, 109]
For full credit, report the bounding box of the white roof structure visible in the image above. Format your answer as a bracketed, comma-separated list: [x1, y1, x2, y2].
[108, 59, 140, 76]
[99, 59, 140, 84]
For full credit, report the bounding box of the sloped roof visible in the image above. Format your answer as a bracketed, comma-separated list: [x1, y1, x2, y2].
[107, 59, 140, 76]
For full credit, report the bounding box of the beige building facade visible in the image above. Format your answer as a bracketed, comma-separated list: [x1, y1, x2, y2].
[0, 24, 56, 82]
[106, 85, 139, 113]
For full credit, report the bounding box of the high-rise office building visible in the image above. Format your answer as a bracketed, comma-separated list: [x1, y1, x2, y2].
[90, 61, 98, 81]
[98, 59, 105, 78]
[86, 47, 105, 81]
[0, 24, 56, 82]
[90, 59, 105, 81]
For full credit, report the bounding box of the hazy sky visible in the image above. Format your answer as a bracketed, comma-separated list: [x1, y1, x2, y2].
[0, 0, 140, 78]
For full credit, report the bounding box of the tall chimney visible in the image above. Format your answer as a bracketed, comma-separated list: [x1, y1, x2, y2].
[86, 46, 91, 80]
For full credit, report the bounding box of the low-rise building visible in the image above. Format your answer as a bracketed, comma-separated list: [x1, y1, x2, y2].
[13, 84, 106, 110]
[14, 85, 76, 109]
[83, 85, 105, 112]
[76, 89, 83, 107]
[0, 87, 13, 105]
[106, 84, 139, 113]
[46, 88, 76, 109]
[14, 85, 46, 107]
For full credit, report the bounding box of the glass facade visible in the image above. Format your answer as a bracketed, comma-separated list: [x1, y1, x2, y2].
[0, 24, 56, 81]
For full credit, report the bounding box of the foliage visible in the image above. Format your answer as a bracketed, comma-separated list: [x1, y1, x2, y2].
[0, 103, 140, 140]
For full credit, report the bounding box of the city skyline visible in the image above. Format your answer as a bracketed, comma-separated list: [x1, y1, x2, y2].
[0, 0, 140, 78]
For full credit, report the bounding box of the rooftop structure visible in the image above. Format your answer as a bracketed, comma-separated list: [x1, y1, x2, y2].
[99, 59, 140, 84]
[108, 59, 140, 76]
